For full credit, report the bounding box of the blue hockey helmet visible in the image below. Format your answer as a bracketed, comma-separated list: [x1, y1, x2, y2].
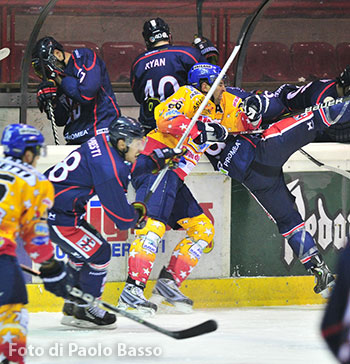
[142, 18, 171, 50]
[1, 123, 45, 158]
[188, 63, 222, 90]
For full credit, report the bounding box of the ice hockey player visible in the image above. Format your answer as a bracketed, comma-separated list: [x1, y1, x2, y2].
[32, 36, 121, 144]
[131, 17, 207, 132]
[45, 116, 183, 328]
[0, 124, 70, 364]
[205, 77, 350, 298]
[118, 62, 264, 316]
[192, 34, 219, 65]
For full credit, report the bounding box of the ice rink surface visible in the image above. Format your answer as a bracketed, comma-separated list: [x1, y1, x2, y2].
[25, 305, 337, 364]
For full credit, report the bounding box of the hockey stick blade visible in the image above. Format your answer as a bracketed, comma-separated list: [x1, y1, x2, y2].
[0, 47, 10, 61]
[19, 267, 218, 341]
[100, 300, 218, 340]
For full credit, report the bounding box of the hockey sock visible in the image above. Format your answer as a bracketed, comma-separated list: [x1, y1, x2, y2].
[128, 218, 166, 285]
[0, 304, 28, 364]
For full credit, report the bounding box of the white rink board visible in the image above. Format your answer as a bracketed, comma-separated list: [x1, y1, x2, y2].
[32, 145, 232, 281]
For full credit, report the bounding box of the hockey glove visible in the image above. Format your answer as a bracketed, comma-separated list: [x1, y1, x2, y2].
[149, 147, 186, 172]
[241, 94, 267, 130]
[337, 65, 350, 96]
[37, 80, 57, 114]
[39, 257, 70, 299]
[192, 35, 219, 65]
[193, 121, 228, 144]
[132, 201, 147, 229]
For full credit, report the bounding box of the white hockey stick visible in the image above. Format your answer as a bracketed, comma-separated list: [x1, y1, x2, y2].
[0, 47, 10, 61]
[144, 43, 242, 203]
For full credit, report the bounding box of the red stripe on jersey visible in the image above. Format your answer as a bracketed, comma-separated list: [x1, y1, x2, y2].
[102, 133, 123, 188]
[101, 86, 120, 116]
[318, 107, 332, 126]
[55, 185, 79, 198]
[93, 100, 98, 135]
[132, 49, 199, 70]
[322, 322, 343, 338]
[101, 202, 135, 222]
[240, 135, 257, 147]
[282, 222, 305, 237]
[316, 81, 336, 104]
[83, 51, 97, 71]
[262, 112, 313, 139]
[81, 94, 95, 101]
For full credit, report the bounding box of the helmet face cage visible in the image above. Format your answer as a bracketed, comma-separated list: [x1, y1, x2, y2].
[1, 124, 45, 159]
[32, 37, 65, 79]
[142, 18, 171, 49]
[188, 63, 223, 90]
[108, 117, 145, 150]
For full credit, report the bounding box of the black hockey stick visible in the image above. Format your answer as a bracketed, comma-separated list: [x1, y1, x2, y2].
[39, 57, 60, 145]
[196, 0, 204, 37]
[20, 0, 59, 125]
[20, 264, 218, 340]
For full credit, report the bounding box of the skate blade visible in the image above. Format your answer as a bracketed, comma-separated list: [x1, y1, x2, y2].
[61, 315, 76, 327]
[150, 293, 193, 314]
[69, 318, 117, 330]
[117, 301, 156, 318]
[319, 280, 336, 299]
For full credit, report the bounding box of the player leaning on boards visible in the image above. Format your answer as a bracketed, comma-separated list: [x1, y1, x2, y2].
[205, 79, 350, 298]
[44, 116, 182, 329]
[32, 36, 121, 145]
[0, 124, 70, 364]
[131, 17, 207, 133]
[117, 62, 262, 316]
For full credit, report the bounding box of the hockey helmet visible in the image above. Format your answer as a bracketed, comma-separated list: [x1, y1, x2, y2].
[109, 116, 145, 149]
[32, 36, 65, 79]
[142, 18, 171, 49]
[1, 123, 45, 158]
[188, 63, 222, 90]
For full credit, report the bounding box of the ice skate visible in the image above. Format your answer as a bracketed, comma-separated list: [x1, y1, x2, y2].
[71, 303, 117, 329]
[60, 300, 76, 326]
[308, 255, 335, 299]
[118, 283, 157, 317]
[150, 267, 193, 313]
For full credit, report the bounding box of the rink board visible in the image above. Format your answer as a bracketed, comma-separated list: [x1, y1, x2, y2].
[25, 276, 326, 312]
[12, 143, 350, 310]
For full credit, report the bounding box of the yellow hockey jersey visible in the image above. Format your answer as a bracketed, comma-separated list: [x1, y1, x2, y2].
[0, 156, 54, 263]
[143, 85, 247, 179]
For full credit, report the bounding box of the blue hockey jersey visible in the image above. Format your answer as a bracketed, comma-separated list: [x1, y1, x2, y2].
[130, 44, 206, 131]
[55, 48, 121, 144]
[45, 134, 154, 229]
[227, 79, 338, 123]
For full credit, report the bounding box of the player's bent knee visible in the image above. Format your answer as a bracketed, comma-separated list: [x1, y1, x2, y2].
[177, 213, 215, 244]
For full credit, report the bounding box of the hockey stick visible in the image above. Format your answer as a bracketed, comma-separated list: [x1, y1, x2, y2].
[39, 57, 60, 145]
[196, 0, 204, 37]
[145, 3, 271, 203]
[20, 0, 59, 125]
[20, 264, 218, 340]
[0, 47, 10, 62]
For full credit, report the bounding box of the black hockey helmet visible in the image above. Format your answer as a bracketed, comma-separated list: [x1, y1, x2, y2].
[109, 116, 145, 149]
[337, 65, 350, 96]
[32, 36, 65, 79]
[142, 18, 171, 50]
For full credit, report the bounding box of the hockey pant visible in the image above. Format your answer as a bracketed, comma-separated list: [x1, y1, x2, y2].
[49, 220, 111, 298]
[128, 214, 214, 286]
